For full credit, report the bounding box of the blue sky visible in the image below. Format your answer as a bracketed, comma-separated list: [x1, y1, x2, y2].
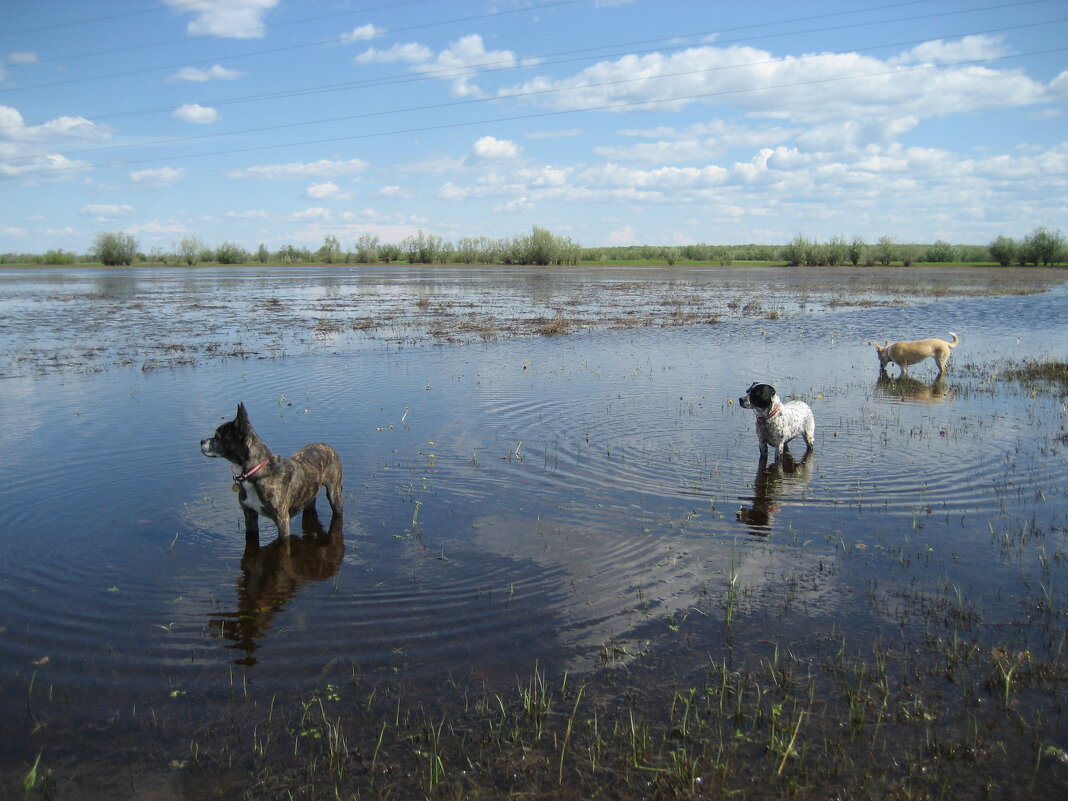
[1, 0, 1066, 254]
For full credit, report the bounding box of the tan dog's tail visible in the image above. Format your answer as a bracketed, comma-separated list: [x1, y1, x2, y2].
[947, 332, 959, 348]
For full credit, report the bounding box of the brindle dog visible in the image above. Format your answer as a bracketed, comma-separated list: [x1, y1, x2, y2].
[201, 403, 343, 542]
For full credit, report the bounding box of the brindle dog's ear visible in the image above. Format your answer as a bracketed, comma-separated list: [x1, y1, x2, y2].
[236, 402, 250, 430]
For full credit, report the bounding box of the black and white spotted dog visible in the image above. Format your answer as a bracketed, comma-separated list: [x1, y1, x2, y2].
[738, 382, 814, 461]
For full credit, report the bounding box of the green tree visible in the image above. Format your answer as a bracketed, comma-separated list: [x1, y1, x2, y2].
[178, 236, 203, 266]
[1020, 227, 1066, 266]
[848, 236, 866, 266]
[824, 236, 847, 266]
[318, 235, 342, 264]
[924, 240, 956, 262]
[353, 234, 379, 263]
[93, 231, 138, 266]
[256, 244, 270, 264]
[215, 242, 248, 264]
[873, 236, 896, 266]
[988, 236, 1017, 267]
[781, 235, 809, 266]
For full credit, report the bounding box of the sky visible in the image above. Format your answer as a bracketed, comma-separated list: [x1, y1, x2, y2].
[1, 0, 1066, 255]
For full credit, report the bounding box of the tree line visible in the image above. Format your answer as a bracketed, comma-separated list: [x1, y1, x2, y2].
[2, 226, 1064, 267]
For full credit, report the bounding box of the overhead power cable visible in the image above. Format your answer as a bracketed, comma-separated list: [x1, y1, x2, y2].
[0, 19, 1059, 169]
[3, 45, 1062, 180]
[5, 0, 1049, 95]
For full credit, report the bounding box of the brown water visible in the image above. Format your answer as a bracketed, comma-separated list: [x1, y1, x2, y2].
[0, 265, 1065, 798]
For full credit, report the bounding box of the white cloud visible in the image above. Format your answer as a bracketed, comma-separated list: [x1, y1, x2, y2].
[356, 42, 432, 65]
[172, 103, 220, 124]
[377, 184, 412, 198]
[1, 226, 28, 237]
[0, 106, 103, 181]
[292, 207, 334, 221]
[340, 24, 385, 44]
[304, 181, 353, 200]
[891, 35, 1010, 66]
[227, 209, 268, 218]
[227, 158, 370, 179]
[358, 34, 526, 97]
[162, 0, 280, 39]
[81, 203, 135, 218]
[168, 64, 242, 82]
[129, 166, 187, 186]
[608, 225, 636, 244]
[494, 196, 533, 213]
[0, 105, 109, 142]
[595, 120, 796, 163]
[471, 136, 520, 160]
[127, 218, 188, 236]
[7, 52, 38, 65]
[0, 153, 91, 181]
[500, 40, 1052, 126]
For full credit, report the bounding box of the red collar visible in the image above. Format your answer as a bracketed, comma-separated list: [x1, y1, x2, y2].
[234, 458, 269, 483]
[758, 402, 782, 421]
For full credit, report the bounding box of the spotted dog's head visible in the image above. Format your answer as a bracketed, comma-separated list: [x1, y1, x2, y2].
[739, 382, 777, 413]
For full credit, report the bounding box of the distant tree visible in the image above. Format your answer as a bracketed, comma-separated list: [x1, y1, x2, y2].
[178, 236, 203, 266]
[353, 234, 379, 263]
[781, 235, 809, 266]
[824, 236, 847, 266]
[1020, 227, 1066, 266]
[318, 234, 342, 264]
[663, 246, 679, 266]
[924, 240, 956, 263]
[276, 244, 300, 263]
[848, 235, 866, 266]
[379, 243, 400, 263]
[41, 248, 77, 265]
[215, 242, 248, 264]
[988, 236, 1017, 267]
[93, 231, 138, 266]
[256, 244, 270, 264]
[873, 236, 896, 266]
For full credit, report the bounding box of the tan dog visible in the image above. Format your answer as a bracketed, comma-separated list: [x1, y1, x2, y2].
[875, 332, 958, 377]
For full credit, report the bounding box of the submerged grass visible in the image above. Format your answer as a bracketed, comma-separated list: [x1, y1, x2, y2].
[1001, 360, 1068, 395]
[138, 602, 1067, 801]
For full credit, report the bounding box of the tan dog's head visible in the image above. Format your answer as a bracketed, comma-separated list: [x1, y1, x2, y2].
[874, 341, 893, 370]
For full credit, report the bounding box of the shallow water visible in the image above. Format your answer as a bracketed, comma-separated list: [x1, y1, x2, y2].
[1, 266, 1066, 795]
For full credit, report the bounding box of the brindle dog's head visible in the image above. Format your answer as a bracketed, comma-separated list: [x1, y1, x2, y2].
[739, 382, 776, 412]
[200, 402, 254, 464]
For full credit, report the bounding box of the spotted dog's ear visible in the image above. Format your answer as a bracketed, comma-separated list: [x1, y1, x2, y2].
[746, 381, 760, 393]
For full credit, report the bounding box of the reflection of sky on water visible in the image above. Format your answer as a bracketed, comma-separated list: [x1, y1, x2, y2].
[0, 269, 1065, 708]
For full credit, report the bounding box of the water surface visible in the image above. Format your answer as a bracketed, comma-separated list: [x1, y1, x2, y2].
[1, 265, 1065, 797]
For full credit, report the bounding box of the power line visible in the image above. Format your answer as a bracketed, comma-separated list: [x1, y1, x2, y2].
[11, 0, 1046, 94]
[0, 0, 1049, 133]
[0, 0, 585, 89]
[6, 18, 1059, 166]
[1, 0, 218, 37]
[0, 0, 431, 40]
[0, 11, 1059, 159]
[5, 45, 1062, 180]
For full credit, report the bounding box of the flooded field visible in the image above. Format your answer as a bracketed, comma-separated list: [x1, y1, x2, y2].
[1, 264, 1066, 799]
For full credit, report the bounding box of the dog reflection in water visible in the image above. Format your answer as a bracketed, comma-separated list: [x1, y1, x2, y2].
[209, 507, 343, 666]
[736, 452, 813, 533]
[875, 371, 949, 403]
